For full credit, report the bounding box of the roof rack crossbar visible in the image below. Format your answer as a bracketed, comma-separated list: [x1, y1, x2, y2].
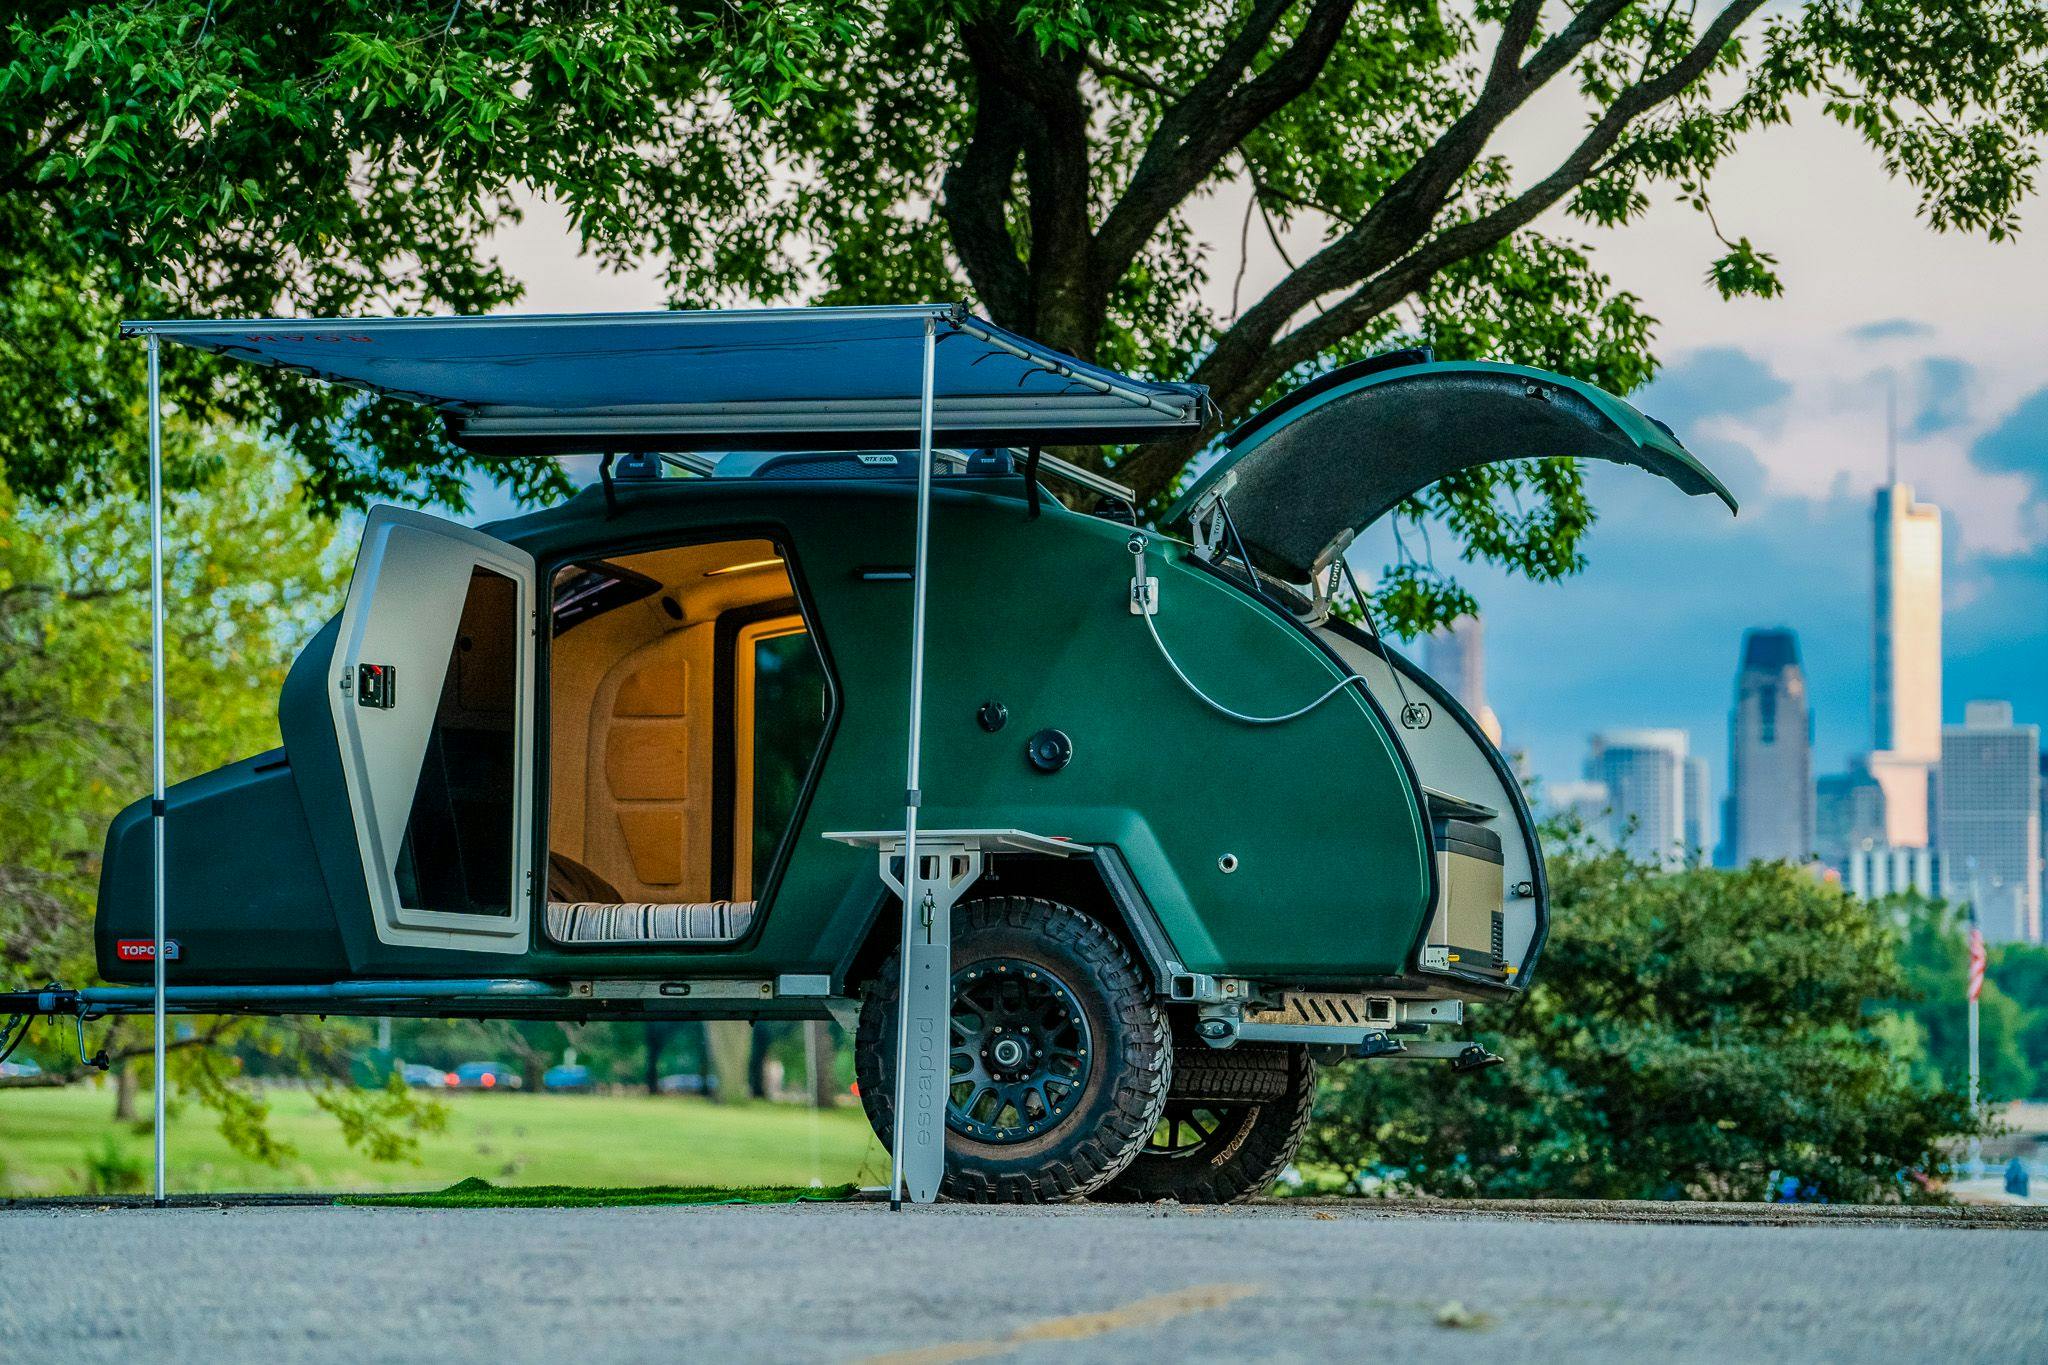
[658, 452, 719, 476]
[1030, 450, 1138, 507]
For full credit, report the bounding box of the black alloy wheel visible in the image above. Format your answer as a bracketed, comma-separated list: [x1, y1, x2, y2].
[1094, 1042, 1316, 1205]
[856, 896, 1170, 1203]
[947, 959, 1092, 1144]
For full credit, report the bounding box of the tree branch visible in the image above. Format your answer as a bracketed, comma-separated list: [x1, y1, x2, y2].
[1113, 1, 1762, 504]
[1487, 0, 1550, 91]
[1082, 52, 1173, 98]
[1093, 0, 1357, 292]
[1207, 0, 1633, 367]
[1262, 1, 1763, 382]
[958, 22, 1096, 347]
[939, 78, 1035, 324]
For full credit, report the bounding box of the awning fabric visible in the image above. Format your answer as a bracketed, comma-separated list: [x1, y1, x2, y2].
[119, 304, 1208, 454]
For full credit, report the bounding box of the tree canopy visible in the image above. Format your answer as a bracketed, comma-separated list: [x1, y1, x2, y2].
[1303, 844, 1983, 1203]
[9, 1, 2048, 623]
[0, 434, 443, 1165]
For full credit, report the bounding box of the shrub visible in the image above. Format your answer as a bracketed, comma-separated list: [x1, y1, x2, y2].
[1302, 846, 1982, 1203]
[81, 1134, 146, 1195]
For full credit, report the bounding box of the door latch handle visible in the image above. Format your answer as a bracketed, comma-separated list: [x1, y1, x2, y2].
[356, 663, 396, 709]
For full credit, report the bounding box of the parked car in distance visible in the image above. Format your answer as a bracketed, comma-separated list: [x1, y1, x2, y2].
[541, 1063, 592, 1092]
[656, 1072, 715, 1096]
[0, 1058, 42, 1079]
[399, 1062, 449, 1090]
[453, 1061, 523, 1091]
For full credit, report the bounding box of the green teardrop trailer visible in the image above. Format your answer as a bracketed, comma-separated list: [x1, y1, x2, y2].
[17, 308, 1734, 1205]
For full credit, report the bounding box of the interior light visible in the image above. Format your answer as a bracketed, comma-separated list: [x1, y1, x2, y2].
[703, 557, 785, 578]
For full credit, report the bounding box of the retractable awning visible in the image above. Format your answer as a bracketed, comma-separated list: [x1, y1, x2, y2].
[118, 304, 1207, 453]
[119, 302, 1200, 1210]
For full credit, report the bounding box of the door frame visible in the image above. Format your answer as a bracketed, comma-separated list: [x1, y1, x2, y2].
[329, 506, 537, 954]
[715, 603, 816, 903]
[533, 522, 840, 950]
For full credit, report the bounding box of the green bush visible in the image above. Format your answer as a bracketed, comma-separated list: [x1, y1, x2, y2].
[1302, 846, 1982, 1203]
[80, 1134, 146, 1195]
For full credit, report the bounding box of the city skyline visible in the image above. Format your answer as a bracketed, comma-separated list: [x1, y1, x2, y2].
[1515, 460, 2041, 941]
[1393, 361, 2046, 819]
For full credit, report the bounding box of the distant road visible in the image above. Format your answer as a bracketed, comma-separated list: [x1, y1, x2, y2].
[2, 1201, 2043, 1362]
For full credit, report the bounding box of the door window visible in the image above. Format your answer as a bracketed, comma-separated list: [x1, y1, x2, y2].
[394, 566, 520, 915]
[732, 619, 829, 898]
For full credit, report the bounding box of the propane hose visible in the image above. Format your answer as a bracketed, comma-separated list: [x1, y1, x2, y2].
[1129, 532, 1368, 726]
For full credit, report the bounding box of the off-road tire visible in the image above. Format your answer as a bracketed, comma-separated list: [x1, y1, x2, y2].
[1093, 1042, 1316, 1205]
[855, 896, 1170, 1203]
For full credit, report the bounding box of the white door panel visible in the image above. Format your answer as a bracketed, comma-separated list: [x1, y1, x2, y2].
[329, 506, 535, 953]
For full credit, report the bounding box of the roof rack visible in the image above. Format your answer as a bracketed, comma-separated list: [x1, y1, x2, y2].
[641, 447, 1138, 507]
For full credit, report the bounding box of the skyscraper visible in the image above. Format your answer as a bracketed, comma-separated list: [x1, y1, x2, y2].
[1424, 613, 1502, 745]
[1869, 482, 1942, 846]
[1546, 779, 1612, 840]
[1588, 730, 1689, 870]
[1815, 762, 1887, 867]
[1682, 755, 1711, 866]
[1726, 627, 1815, 864]
[1938, 701, 2042, 944]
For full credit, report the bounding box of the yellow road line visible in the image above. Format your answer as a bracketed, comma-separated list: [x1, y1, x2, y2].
[856, 1282, 1263, 1364]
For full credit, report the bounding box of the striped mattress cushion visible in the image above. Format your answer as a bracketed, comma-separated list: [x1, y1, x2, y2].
[545, 899, 756, 945]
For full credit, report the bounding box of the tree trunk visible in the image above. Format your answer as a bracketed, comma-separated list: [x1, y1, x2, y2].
[808, 1022, 838, 1108]
[703, 1020, 752, 1102]
[113, 1058, 137, 1122]
[747, 1024, 771, 1100]
[642, 1022, 667, 1096]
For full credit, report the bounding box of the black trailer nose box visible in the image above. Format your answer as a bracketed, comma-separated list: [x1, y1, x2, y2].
[1424, 817, 1506, 978]
[96, 751, 349, 984]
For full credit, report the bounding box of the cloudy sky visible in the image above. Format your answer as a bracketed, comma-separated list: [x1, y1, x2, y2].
[484, 86, 2048, 837]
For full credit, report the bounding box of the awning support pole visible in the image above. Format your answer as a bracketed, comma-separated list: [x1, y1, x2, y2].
[888, 315, 941, 1209]
[145, 330, 168, 1207]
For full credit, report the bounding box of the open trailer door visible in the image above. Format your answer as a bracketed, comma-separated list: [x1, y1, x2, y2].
[1169, 351, 1737, 584]
[330, 506, 537, 955]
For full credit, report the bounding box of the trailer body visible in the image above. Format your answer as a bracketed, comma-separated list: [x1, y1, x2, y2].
[65, 342, 1735, 1202]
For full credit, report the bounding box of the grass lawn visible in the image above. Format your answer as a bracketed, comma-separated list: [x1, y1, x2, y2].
[0, 1085, 890, 1197]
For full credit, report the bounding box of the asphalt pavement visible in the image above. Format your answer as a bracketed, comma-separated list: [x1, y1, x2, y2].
[3, 1200, 2043, 1362]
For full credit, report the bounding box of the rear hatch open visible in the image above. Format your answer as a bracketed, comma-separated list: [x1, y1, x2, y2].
[1168, 350, 1736, 584]
[1178, 350, 1736, 993]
